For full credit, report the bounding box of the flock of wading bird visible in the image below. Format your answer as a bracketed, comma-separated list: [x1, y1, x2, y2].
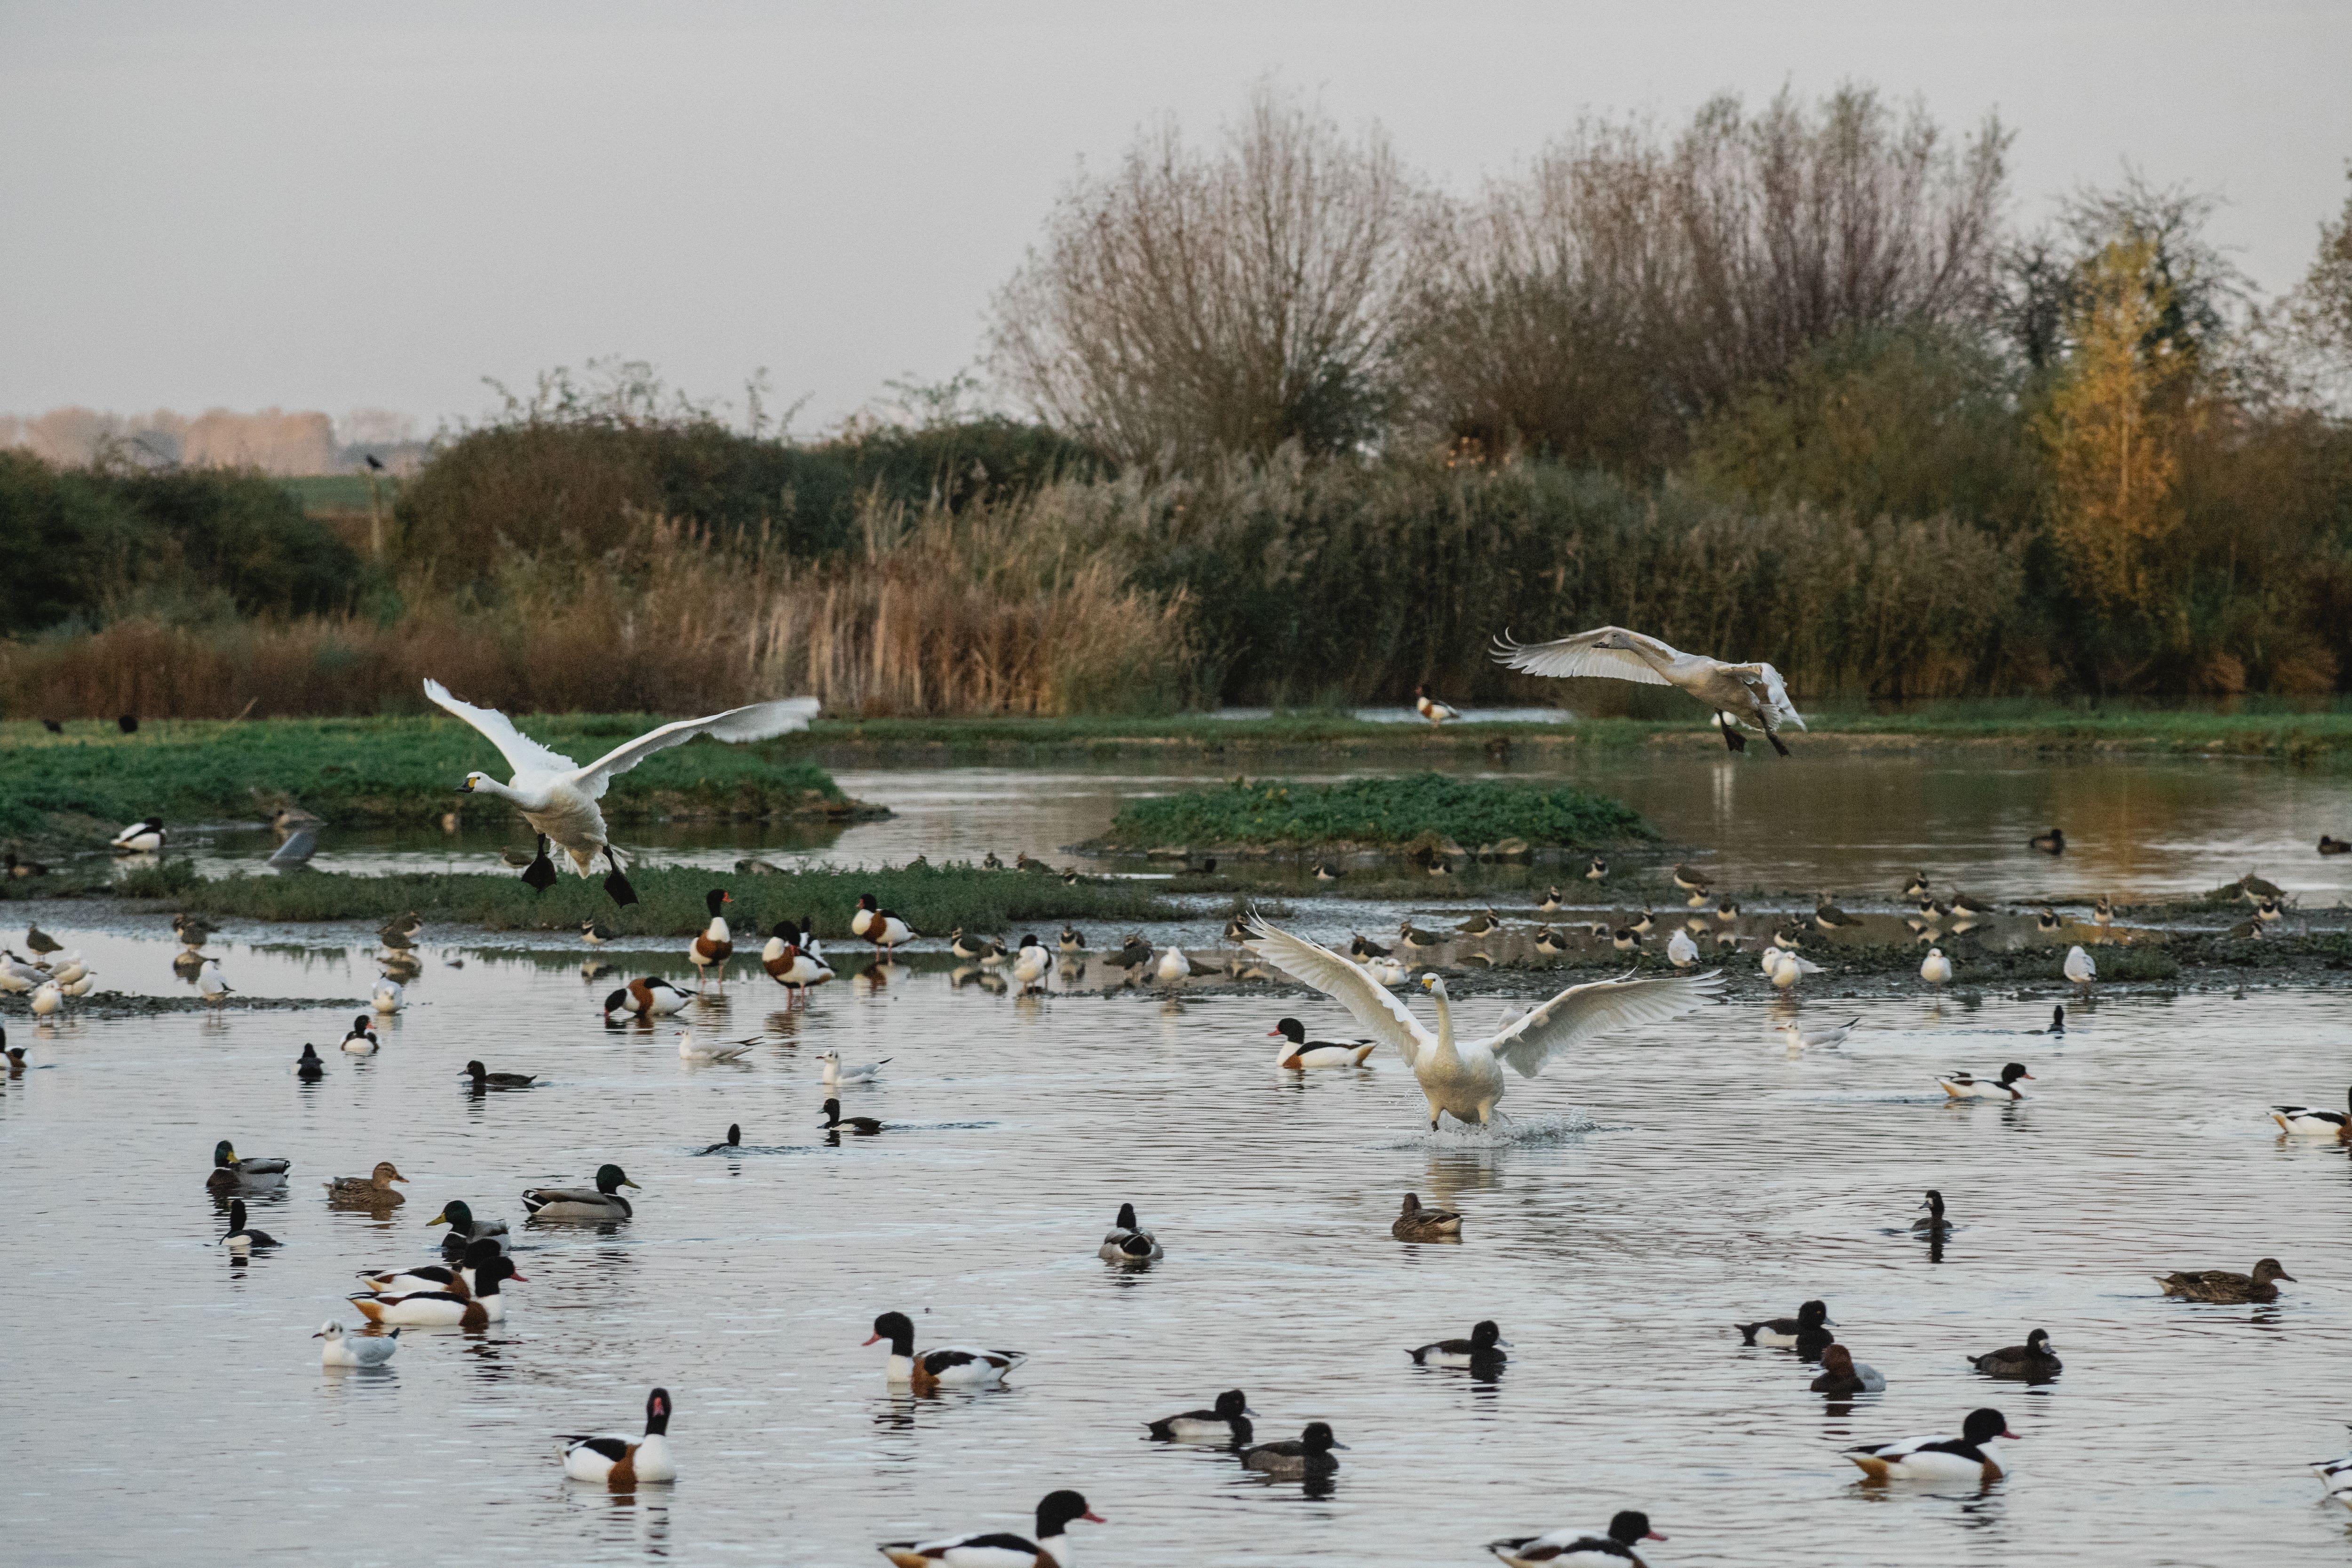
[61, 648, 2352, 1563]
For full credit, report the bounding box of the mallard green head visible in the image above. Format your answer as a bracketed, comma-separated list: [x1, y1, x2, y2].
[213, 1139, 238, 1168]
[428, 1200, 473, 1229]
[596, 1163, 639, 1194]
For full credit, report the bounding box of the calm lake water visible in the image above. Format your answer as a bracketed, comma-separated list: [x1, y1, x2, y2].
[9, 750, 2352, 1566]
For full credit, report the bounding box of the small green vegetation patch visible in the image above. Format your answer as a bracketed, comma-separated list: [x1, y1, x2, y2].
[114, 861, 1179, 938]
[1101, 772, 1651, 851]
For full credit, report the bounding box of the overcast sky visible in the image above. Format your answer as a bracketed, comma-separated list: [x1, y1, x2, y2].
[4, 0, 2348, 434]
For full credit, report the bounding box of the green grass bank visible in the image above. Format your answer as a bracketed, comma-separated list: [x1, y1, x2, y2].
[1092, 773, 1652, 853]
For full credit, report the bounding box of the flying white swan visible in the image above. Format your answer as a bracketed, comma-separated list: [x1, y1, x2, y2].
[423, 679, 819, 905]
[1244, 916, 1723, 1128]
[1491, 626, 1804, 755]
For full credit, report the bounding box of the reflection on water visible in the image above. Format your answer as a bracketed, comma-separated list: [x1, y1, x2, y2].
[142, 751, 2352, 903]
[5, 927, 2352, 1564]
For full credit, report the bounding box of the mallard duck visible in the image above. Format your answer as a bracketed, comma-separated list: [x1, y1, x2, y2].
[560, 1387, 676, 1487]
[207, 1139, 289, 1194]
[819, 1098, 882, 1135]
[1488, 1511, 1666, 1568]
[461, 1059, 535, 1089]
[1736, 1299, 1833, 1352]
[1969, 1328, 2061, 1380]
[1392, 1192, 1461, 1242]
[1241, 1421, 1348, 1478]
[1267, 1017, 1376, 1069]
[1811, 1344, 1885, 1395]
[2156, 1258, 2294, 1302]
[1097, 1201, 1161, 1264]
[325, 1162, 409, 1205]
[523, 1164, 637, 1220]
[315, 1320, 399, 1368]
[1407, 1319, 1510, 1368]
[879, 1491, 1101, 1568]
[349, 1255, 520, 1328]
[688, 888, 734, 990]
[864, 1309, 1025, 1391]
[1843, 1407, 2016, 1481]
[428, 677, 817, 906]
[1147, 1388, 1255, 1443]
[218, 1199, 280, 1254]
[425, 1199, 508, 1258]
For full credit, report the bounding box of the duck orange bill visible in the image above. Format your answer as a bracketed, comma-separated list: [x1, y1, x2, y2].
[861, 1332, 883, 1345]
[1081, 1512, 1107, 1523]
[1645, 1531, 1669, 1541]
[506, 1271, 528, 1282]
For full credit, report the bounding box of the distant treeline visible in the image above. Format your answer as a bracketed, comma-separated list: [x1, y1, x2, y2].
[2, 84, 2350, 717]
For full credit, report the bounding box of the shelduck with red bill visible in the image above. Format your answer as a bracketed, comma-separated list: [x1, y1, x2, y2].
[1488, 1510, 1667, 1567]
[878, 1489, 1103, 1568]
[851, 893, 917, 955]
[560, 1387, 676, 1488]
[1843, 1406, 2017, 1481]
[603, 976, 691, 1020]
[688, 889, 734, 991]
[1267, 1018, 1377, 1069]
[865, 1309, 1026, 1393]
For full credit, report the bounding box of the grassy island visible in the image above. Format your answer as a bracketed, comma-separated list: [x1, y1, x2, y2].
[1092, 772, 1652, 854]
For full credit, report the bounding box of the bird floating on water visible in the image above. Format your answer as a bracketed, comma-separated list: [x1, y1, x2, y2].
[560, 1388, 676, 1488]
[1939, 1063, 2032, 1100]
[2029, 828, 2066, 855]
[878, 1489, 1100, 1568]
[2156, 1258, 2294, 1303]
[326, 1161, 410, 1204]
[864, 1309, 1025, 1392]
[426, 676, 817, 906]
[315, 1321, 399, 1368]
[1969, 1329, 2062, 1381]
[1843, 1408, 2016, 1482]
[523, 1164, 638, 1220]
[1488, 1511, 1667, 1568]
[111, 817, 166, 855]
[1147, 1388, 1255, 1444]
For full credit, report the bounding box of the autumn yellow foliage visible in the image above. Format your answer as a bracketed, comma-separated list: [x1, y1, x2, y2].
[2037, 239, 2198, 605]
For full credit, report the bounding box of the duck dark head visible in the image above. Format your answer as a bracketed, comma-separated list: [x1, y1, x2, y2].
[1609, 1512, 1665, 1545]
[1919, 1189, 1947, 1216]
[644, 1387, 672, 1435]
[213, 1139, 238, 1169]
[1469, 1319, 1507, 1350]
[865, 1310, 914, 1353]
[1269, 1018, 1306, 1043]
[429, 1200, 476, 1230]
[2000, 1063, 2033, 1085]
[704, 888, 731, 915]
[857, 893, 879, 912]
[2252, 1258, 2296, 1284]
[1214, 1388, 1252, 1419]
[595, 1163, 638, 1194]
[1797, 1299, 1832, 1327]
[1963, 1407, 2017, 1444]
[1297, 1421, 1347, 1454]
[1113, 1202, 1139, 1230]
[1036, 1489, 1104, 1536]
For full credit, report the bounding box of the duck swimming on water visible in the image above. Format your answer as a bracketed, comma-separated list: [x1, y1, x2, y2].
[864, 1309, 1025, 1392]
[1487, 1510, 1666, 1568]
[1147, 1388, 1255, 1444]
[1241, 1421, 1348, 1478]
[523, 1164, 638, 1220]
[1969, 1328, 2061, 1381]
[878, 1490, 1101, 1568]
[2156, 1258, 2294, 1303]
[1408, 1319, 1510, 1369]
[1392, 1192, 1461, 1241]
[1844, 1407, 2016, 1481]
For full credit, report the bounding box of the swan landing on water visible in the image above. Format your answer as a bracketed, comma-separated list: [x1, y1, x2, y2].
[1244, 916, 1724, 1129]
[1490, 625, 1804, 755]
[424, 679, 819, 907]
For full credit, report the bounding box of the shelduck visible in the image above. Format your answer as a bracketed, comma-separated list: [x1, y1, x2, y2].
[1013, 934, 1054, 992]
[1938, 1063, 2032, 1100]
[560, 1387, 676, 1488]
[851, 893, 916, 955]
[1811, 1344, 1886, 1394]
[340, 1014, 380, 1054]
[1242, 1421, 1348, 1478]
[1148, 1388, 1255, 1443]
[349, 1255, 520, 1328]
[523, 1164, 638, 1220]
[761, 923, 834, 1004]
[878, 1490, 1102, 1568]
[358, 1236, 505, 1297]
[218, 1199, 280, 1254]
[865, 1309, 1025, 1392]
[1414, 683, 1461, 725]
[603, 976, 691, 1019]
[1267, 1018, 1377, 1069]
[1488, 1511, 1666, 1568]
[325, 1162, 409, 1204]
[315, 1320, 399, 1368]
[1843, 1407, 2016, 1481]
[1969, 1329, 2061, 1380]
[428, 676, 817, 906]
[689, 889, 735, 990]
[111, 817, 166, 855]
[1407, 1318, 1510, 1368]
[2155, 1258, 2294, 1302]
[2270, 1089, 2352, 1137]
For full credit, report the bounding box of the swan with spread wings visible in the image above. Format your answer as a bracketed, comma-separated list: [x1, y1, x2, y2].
[1491, 626, 1804, 755]
[425, 678, 819, 906]
[1244, 916, 1723, 1128]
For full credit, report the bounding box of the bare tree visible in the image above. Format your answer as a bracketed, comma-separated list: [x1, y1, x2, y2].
[989, 85, 1420, 466]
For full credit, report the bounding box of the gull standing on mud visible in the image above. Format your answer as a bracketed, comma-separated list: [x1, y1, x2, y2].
[1244, 916, 1722, 1129]
[424, 678, 819, 906]
[1491, 626, 1804, 755]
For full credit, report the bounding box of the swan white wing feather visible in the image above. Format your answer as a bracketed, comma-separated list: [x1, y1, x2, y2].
[423, 678, 579, 779]
[1245, 917, 1435, 1065]
[568, 698, 823, 800]
[1490, 626, 1677, 686]
[1484, 969, 1724, 1079]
